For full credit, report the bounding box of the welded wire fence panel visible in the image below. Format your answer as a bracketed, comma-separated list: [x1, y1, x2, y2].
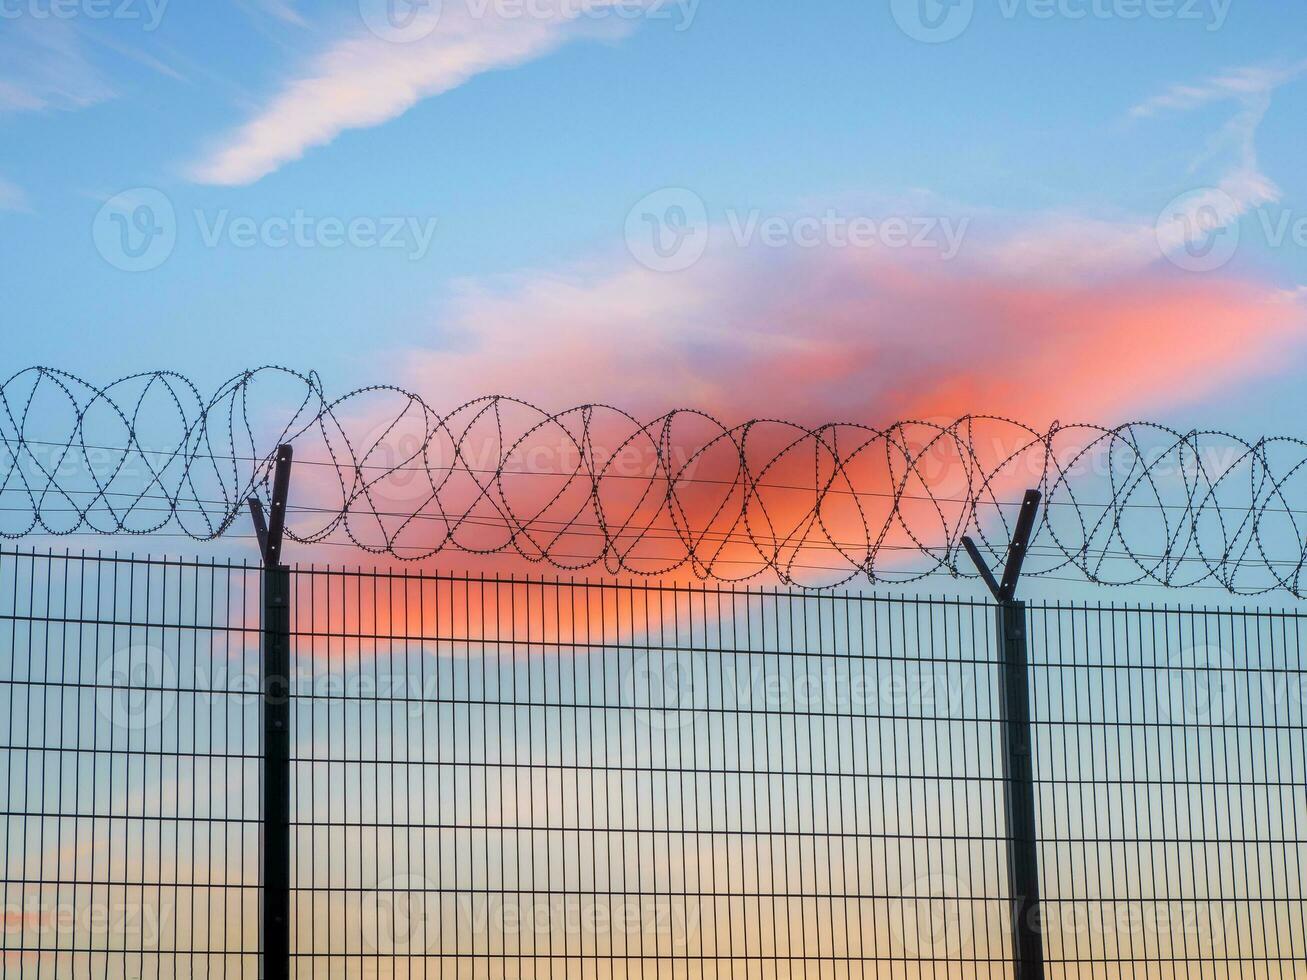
[1028, 603, 1307, 979]
[4, 550, 1307, 979]
[284, 571, 1012, 978]
[0, 550, 263, 978]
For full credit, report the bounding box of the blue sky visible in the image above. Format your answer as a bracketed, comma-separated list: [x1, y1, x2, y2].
[2, 1, 1305, 413]
[2, 1, 1307, 596]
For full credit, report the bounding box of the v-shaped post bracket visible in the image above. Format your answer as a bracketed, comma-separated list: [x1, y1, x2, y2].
[962, 489, 1042, 603]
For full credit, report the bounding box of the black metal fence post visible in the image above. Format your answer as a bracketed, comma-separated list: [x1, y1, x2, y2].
[261, 563, 291, 980]
[997, 598, 1045, 979]
[963, 489, 1046, 980]
[251, 445, 294, 980]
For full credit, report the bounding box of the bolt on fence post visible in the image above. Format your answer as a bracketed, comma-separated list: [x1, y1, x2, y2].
[963, 489, 1046, 980]
[250, 444, 294, 980]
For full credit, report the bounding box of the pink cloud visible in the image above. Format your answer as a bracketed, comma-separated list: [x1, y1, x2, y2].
[402, 240, 1305, 427]
[277, 57, 1307, 592]
[273, 228, 1288, 588]
[264, 209, 1307, 630]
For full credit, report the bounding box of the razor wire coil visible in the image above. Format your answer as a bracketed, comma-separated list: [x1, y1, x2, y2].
[3, 366, 1306, 596]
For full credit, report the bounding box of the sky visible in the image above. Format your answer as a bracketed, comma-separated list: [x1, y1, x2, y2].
[4, 8, 1307, 972]
[1, 0, 1306, 406]
[3, 0, 1307, 597]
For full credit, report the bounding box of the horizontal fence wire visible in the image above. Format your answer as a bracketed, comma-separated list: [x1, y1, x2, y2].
[284, 569, 1011, 978]
[0, 549, 263, 978]
[1028, 602, 1307, 975]
[1, 549, 1305, 977]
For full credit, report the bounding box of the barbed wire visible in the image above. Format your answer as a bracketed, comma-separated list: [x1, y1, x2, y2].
[2, 366, 1306, 595]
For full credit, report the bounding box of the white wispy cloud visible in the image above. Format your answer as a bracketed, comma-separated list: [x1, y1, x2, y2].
[0, 19, 115, 114]
[987, 65, 1302, 282]
[190, 0, 670, 186]
[1129, 62, 1307, 118]
[1130, 61, 1305, 205]
[239, 0, 308, 26]
[1116, 61, 1306, 262]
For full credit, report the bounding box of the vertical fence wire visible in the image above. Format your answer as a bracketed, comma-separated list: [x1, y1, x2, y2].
[1029, 602, 1307, 979]
[282, 569, 1012, 978]
[1, 549, 1305, 978]
[0, 549, 262, 978]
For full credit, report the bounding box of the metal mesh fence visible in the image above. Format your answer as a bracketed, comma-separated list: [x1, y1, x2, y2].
[1, 549, 1304, 977]
[0, 550, 263, 978]
[1029, 604, 1307, 976]
[283, 570, 1011, 978]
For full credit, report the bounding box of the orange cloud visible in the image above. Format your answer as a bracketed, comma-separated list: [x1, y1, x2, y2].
[276, 228, 1305, 646]
[406, 244, 1303, 426]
